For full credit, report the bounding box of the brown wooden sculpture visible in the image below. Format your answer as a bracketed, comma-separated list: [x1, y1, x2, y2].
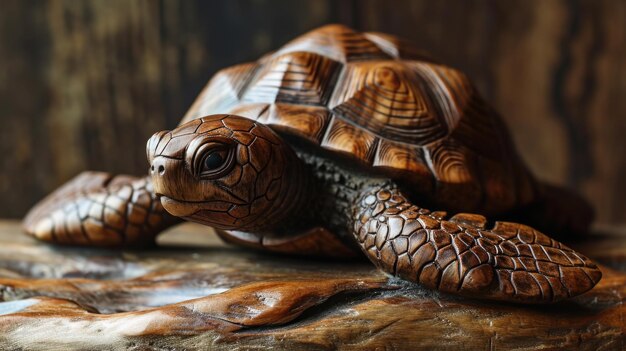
[23, 25, 601, 303]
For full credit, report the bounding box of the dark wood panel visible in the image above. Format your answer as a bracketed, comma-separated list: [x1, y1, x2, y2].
[1, 0, 625, 226]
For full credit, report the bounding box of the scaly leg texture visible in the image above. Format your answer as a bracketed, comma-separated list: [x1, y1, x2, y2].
[352, 184, 602, 303]
[23, 171, 180, 247]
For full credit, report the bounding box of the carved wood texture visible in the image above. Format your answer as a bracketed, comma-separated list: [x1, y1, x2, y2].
[353, 185, 601, 303]
[182, 24, 537, 214]
[21, 26, 600, 302]
[22, 172, 180, 247]
[147, 115, 309, 233]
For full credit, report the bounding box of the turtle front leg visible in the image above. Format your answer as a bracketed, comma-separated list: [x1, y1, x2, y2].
[23, 171, 181, 248]
[352, 183, 602, 303]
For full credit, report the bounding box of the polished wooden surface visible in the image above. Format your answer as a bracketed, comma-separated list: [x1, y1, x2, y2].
[0, 220, 624, 350]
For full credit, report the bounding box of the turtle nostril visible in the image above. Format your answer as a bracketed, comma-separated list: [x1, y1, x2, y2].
[150, 158, 167, 176]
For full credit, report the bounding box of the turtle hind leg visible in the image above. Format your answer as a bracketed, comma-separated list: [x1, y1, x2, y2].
[351, 183, 601, 303]
[504, 183, 594, 239]
[23, 171, 181, 248]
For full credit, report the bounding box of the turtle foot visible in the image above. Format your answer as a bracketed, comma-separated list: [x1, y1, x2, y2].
[23, 171, 180, 248]
[352, 184, 602, 303]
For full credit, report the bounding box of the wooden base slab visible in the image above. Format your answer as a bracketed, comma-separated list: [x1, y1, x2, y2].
[0, 221, 624, 350]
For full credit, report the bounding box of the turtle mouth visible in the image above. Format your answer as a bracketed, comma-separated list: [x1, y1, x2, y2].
[159, 195, 199, 217]
[158, 195, 239, 219]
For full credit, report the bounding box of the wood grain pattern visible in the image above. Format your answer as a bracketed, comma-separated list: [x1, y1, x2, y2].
[244, 51, 340, 106]
[0, 221, 623, 350]
[353, 0, 626, 226]
[330, 60, 443, 145]
[183, 62, 259, 123]
[265, 104, 331, 143]
[139, 107, 602, 302]
[276, 24, 390, 63]
[22, 26, 602, 302]
[373, 140, 430, 178]
[12, 18, 605, 308]
[2, 1, 625, 226]
[364, 31, 434, 60]
[321, 115, 380, 163]
[179, 25, 539, 216]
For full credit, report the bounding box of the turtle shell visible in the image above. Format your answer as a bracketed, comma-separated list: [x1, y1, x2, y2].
[181, 25, 537, 214]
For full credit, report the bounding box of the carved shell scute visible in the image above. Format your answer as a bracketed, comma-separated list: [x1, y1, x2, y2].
[182, 24, 537, 212]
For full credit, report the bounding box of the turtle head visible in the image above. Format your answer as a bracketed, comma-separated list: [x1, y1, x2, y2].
[147, 114, 307, 231]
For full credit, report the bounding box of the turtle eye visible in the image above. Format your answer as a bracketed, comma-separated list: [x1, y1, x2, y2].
[203, 150, 227, 171]
[187, 136, 237, 179]
[193, 143, 235, 179]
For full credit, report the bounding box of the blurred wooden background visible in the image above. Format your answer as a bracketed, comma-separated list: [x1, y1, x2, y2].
[0, 0, 624, 225]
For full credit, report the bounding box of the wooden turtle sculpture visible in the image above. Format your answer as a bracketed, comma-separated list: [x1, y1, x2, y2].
[24, 25, 601, 303]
